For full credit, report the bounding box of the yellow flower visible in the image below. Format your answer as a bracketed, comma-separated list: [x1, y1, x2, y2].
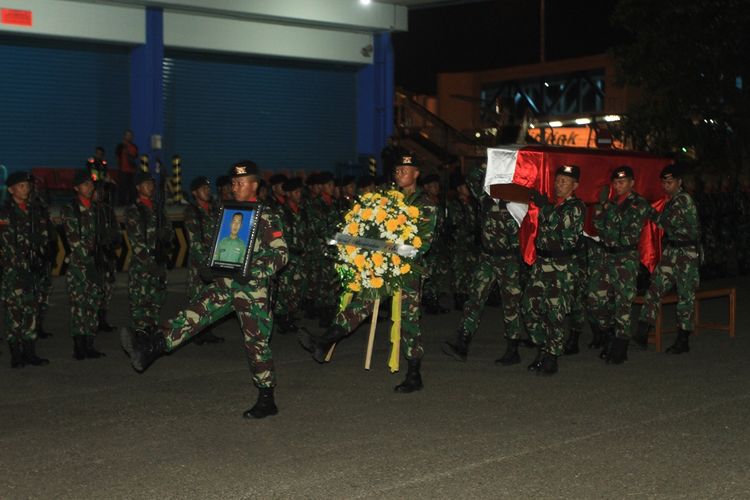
[375, 209, 387, 223]
[391, 254, 401, 265]
[406, 206, 419, 218]
[380, 197, 388, 207]
[412, 236, 422, 248]
[372, 252, 384, 267]
[396, 214, 407, 225]
[371, 277, 384, 288]
[352, 203, 361, 213]
[347, 222, 359, 236]
[361, 208, 373, 220]
[354, 254, 366, 269]
[385, 219, 399, 233]
[345, 245, 357, 255]
[349, 281, 361, 292]
[400, 263, 411, 275]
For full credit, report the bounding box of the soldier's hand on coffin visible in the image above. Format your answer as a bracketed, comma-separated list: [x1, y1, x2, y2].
[598, 185, 611, 204]
[530, 189, 550, 207]
[198, 265, 215, 284]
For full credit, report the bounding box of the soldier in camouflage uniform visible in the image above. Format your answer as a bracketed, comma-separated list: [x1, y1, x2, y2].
[634, 164, 701, 354]
[442, 163, 523, 364]
[62, 170, 111, 360]
[522, 165, 585, 374]
[298, 153, 437, 393]
[125, 171, 173, 331]
[0, 171, 50, 368]
[308, 172, 341, 326]
[30, 176, 56, 339]
[336, 175, 357, 215]
[121, 161, 288, 419]
[299, 173, 320, 319]
[184, 176, 224, 344]
[420, 174, 450, 314]
[267, 173, 288, 210]
[586, 165, 651, 364]
[274, 177, 307, 334]
[446, 174, 479, 311]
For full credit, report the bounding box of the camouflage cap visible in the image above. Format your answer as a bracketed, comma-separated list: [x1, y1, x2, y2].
[611, 165, 634, 181]
[556, 164, 581, 181]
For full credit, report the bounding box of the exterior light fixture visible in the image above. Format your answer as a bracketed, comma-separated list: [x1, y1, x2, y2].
[603, 115, 621, 122]
[360, 0, 371, 5]
[575, 118, 591, 125]
[549, 121, 563, 127]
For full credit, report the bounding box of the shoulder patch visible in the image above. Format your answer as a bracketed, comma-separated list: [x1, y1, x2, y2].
[272, 231, 283, 238]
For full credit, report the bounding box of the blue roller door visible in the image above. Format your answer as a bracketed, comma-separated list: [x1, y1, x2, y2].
[0, 35, 130, 172]
[162, 51, 357, 183]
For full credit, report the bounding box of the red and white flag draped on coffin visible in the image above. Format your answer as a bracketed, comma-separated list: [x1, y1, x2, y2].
[484, 144, 670, 271]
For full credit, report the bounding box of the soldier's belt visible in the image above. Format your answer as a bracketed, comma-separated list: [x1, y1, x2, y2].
[328, 233, 418, 258]
[603, 244, 638, 254]
[664, 239, 699, 248]
[536, 248, 576, 259]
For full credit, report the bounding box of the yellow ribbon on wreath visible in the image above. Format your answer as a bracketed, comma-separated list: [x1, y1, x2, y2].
[388, 289, 402, 373]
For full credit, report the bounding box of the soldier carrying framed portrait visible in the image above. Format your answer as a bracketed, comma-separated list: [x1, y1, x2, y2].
[209, 201, 263, 278]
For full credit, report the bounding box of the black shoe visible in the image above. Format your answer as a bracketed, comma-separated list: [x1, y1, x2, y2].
[274, 314, 299, 334]
[495, 339, 520, 365]
[527, 347, 544, 372]
[8, 341, 24, 368]
[394, 359, 423, 393]
[563, 330, 581, 355]
[441, 330, 470, 362]
[588, 324, 603, 349]
[665, 329, 691, 354]
[520, 337, 537, 349]
[84, 336, 106, 359]
[22, 340, 49, 366]
[120, 327, 166, 373]
[73, 336, 86, 361]
[632, 321, 652, 350]
[599, 328, 614, 360]
[317, 307, 335, 328]
[297, 326, 344, 363]
[539, 352, 558, 375]
[606, 337, 629, 365]
[97, 310, 114, 333]
[242, 387, 279, 419]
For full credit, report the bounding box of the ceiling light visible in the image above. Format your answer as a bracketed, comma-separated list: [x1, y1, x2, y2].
[575, 118, 591, 125]
[548, 121, 563, 128]
[360, 0, 371, 5]
[603, 115, 621, 122]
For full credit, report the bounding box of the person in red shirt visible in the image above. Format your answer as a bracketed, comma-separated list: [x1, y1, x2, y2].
[115, 129, 138, 205]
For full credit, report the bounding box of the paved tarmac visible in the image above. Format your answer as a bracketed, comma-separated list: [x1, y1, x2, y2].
[1, 270, 749, 499]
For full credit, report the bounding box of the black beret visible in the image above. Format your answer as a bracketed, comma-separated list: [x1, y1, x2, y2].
[73, 169, 93, 187]
[396, 153, 418, 168]
[449, 174, 467, 190]
[660, 164, 683, 180]
[190, 176, 210, 192]
[318, 171, 335, 184]
[215, 175, 231, 188]
[230, 160, 259, 178]
[134, 170, 154, 186]
[357, 175, 375, 189]
[269, 173, 288, 186]
[420, 174, 440, 185]
[305, 173, 319, 186]
[611, 165, 634, 181]
[283, 177, 303, 192]
[556, 164, 581, 181]
[6, 171, 32, 188]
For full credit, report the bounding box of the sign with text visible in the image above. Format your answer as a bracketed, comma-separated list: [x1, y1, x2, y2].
[1, 9, 33, 26]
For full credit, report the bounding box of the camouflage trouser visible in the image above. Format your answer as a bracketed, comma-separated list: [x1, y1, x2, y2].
[459, 254, 522, 340]
[568, 243, 593, 332]
[313, 254, 340, 311]
[275, 255, 304, 317]
[162, 277, 275, 388]
[128, 266, 167, 331]
[66, 268, 102, 337]
[98, 263, 116, 311]
[639, 246, 700, 331]
[451, 246, 478, 292]
[586, 250, 639, 339]
[423, 246, 452, 299]
[521, 258, 575, 355]
[35, 265, 52, 318]
[2, 275, 37, 342]
[331, 274, 424, 361]
[186, 263, 210, 304]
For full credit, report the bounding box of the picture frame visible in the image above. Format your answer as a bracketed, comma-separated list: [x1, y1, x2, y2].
[208, 201, 263, 278]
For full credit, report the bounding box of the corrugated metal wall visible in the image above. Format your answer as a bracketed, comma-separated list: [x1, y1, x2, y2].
[162, 51, 357, 184]
[0, 35, 130, 172]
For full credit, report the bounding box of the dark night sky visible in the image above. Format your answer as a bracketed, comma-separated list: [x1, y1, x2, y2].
[393, 0, 623, 94]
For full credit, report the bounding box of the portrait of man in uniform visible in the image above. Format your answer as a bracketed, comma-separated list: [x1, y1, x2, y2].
[215, 212, 248, 264]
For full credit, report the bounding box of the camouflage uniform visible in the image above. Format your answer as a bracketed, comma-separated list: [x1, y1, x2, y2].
[125, 198, 172, 331]
[307, 193, 341, 317]
[522, 196, 585, 356]
[184, 200, 220, 303]
[567, 237, 590, 335]
[274, 200, 307, 321]
[422, 198, 451, 311]
[457, 166, 522, 343]
[96, 200, 120, 322]
[638, 189, 701, 330]
[161, 208, 288, 388]
[586, 191, 651, 340]
[31, 194, 56, 336]
[447, 196, 479, 301]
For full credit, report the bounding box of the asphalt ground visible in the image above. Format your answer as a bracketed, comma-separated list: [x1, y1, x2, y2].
[1, 270, 749, 499]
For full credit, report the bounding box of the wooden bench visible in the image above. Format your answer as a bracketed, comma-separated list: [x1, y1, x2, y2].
[633, 287, 736, 352]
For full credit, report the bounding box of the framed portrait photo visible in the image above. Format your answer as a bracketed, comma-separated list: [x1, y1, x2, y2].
[208, 202, 263, 278]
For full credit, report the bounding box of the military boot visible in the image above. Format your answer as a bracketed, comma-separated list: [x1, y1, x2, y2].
[588, 324, 603, 349]
[527, 346, 544, 372]
[72, 336, 86, 361]
[97, 310, 114, 333]
[665, 329, 691, 354]
[394, 359, 423, 393]
[495, 338, 520, 365]
[539, 352, 558, 376]
[8, 341, 24, 369]
[84, 336, 106, 359]
[297, 325, 347, 363]
[22, 340, 49, 366]
[317, 306, 336, 328]
[36, 320, 53, 339]
[563, 330, 581, 355]
[606, 337, 629, 365]
[242, 387, 279, 419]
[275, 314, 299, 334]
[120, 327, 166, 373]
[632, 321, 652, 350]
[441, 329, 471, 362]
[453, 293, 467, 311]
[599, 328, 615, 360]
